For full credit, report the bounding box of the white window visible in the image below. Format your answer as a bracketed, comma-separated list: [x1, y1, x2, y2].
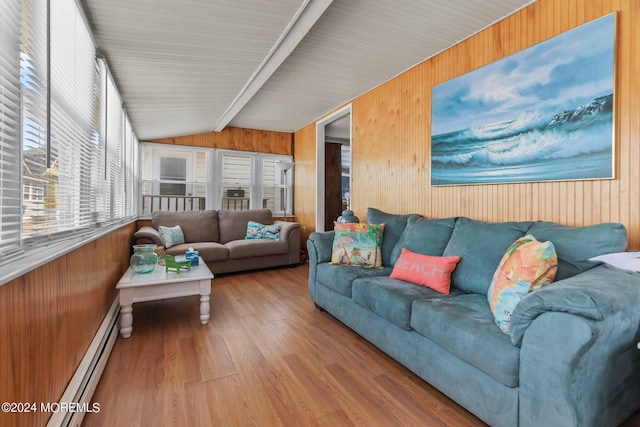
[263, 158, 293, 217]
[262, 158, 278, 212]
[139, 145, 292, 216]
[139, 145, 208, 215]
[160, 157, 187, 196]
[221, 153, 253, 211]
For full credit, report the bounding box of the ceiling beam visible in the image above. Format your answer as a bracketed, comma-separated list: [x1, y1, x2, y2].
[212, 0, 333, 132]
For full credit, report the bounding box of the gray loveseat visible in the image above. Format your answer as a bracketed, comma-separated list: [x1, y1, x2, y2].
[307, 208, 640, 427]
[134, 209, 300, 274]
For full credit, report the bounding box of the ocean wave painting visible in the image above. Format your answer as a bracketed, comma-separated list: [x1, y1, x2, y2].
[431, 13, 615, 186]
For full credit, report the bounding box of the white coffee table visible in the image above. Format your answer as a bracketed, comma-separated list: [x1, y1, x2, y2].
[116, 258, 213, 338]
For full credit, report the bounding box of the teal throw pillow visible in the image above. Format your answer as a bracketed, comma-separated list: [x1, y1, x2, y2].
[246, 221, 281, 240]
[158, 225, 185, 248]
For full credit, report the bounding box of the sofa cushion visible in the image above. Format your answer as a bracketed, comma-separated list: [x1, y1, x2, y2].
[526, 221, 627, 281]
[165, 242, 229, 262]
[367, 208, 418, 267]
[152, 210, 219, 243]
[443, 218, 533, 295]
[390, 249, 460, 295]
[488, 235, 558, 334]
[226, 238, 289, 259]
[331, 222, 384, 268]
[316, 263, 392, 298]
[411, 294, 521, 388]
[218, 209, 273, 244]
[389, 216, 457, 265]
[353, 276, 465, 330]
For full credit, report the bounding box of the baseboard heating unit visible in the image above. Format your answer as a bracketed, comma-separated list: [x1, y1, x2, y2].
[46, 297, 119, 427]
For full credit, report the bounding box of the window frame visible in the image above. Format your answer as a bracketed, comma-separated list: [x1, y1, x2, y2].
[139, 143, 209, 215]
[138, 144, 293, 218]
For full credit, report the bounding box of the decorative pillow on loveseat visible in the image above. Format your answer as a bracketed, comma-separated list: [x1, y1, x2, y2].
[331, 222, 384, 268]
[390, 248, 460, 294]
[245, 221, 281, 240]
[488, 234, 558, 334]
[158, 225, 185, 248]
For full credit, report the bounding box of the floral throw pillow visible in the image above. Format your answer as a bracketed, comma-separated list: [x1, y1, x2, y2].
[487, 234, 558, 334]
[331, 222, 385, 268]
[158, 225, 185, 248]
[245, 221, 281, 240]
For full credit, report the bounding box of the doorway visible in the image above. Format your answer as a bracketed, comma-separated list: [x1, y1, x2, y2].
[315, 105, 351, 232]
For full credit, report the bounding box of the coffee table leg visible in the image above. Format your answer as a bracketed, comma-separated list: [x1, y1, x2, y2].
[200, 294, 210, 324]
[199, 278, 211, 325]
[119, 288, 134, 338]
[120, 304, 133, 338]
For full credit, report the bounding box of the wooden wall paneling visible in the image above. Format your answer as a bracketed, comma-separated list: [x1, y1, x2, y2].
[626, 0, 640, 249]
[0, 223, 135, 427]
[293, 124, 317, 242]
[625, 0, 640, 250]
[150, 126, 293, 155]
[293, 0, 640, 249]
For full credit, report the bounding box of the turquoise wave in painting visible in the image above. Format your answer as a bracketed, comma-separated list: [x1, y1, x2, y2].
[431, 94, 613, 185]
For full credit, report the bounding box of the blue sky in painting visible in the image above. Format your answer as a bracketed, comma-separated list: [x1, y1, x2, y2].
[431, 13, 615, 136]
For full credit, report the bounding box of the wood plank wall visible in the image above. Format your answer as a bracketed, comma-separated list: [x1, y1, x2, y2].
[0, 223, 135, 427]
[294, 0, 640, 250]
[150, 126, 294, 155]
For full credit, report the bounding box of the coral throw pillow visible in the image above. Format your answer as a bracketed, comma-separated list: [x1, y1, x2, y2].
[390, 248, 461, 294]
[331, 222, 385, 268]
[488, 234, 558, 334]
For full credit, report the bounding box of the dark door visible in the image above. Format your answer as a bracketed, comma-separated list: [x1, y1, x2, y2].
[324, 142, 343, 231]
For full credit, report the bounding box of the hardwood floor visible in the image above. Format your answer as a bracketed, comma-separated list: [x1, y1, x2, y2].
[83, 264, 640, 427]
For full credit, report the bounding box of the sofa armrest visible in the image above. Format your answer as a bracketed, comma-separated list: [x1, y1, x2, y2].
[515, 265, 640, 426]
[519, 309, 640, 427]
[510, 264, 640, 346]
[133, 226, 164, 246]
[275, 221, 300, 264]
[307, 231, 335, 265]
[306, 231, 334, 304]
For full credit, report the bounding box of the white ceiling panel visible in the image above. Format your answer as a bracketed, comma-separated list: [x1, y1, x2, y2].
[80, 0, 536, 140]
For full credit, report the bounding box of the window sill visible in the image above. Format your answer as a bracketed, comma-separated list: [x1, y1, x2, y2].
[0, 219, 137, 287]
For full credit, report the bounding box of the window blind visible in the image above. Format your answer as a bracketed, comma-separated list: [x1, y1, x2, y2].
[106, 73, 124, 220]
[0, 0, 22, 258]
[48, 0, 101, 235]
[1, 0, 139, 284]
[124, 117, 138, 217]
[21, 0, 49, 239]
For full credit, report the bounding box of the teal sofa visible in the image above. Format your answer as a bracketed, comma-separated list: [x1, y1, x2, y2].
[306, 208, 640, 427]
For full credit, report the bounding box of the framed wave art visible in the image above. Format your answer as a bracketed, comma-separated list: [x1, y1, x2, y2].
[430, 13, 616, 186]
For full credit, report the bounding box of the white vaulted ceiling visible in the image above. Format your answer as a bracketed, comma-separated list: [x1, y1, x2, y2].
[80, 0, 536, 140]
